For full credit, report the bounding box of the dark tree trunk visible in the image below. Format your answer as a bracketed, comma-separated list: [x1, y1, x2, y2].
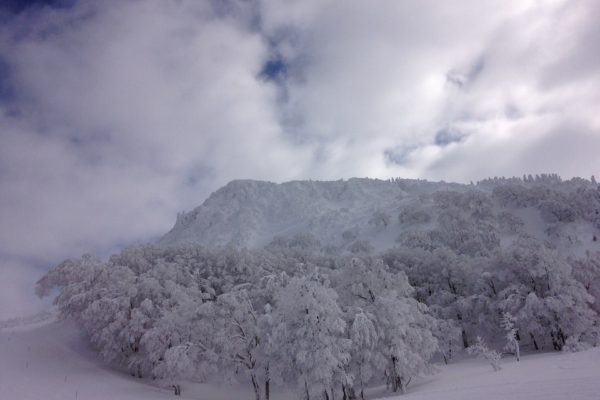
[551, 331, 563, 351]
[305, 379, 310, 400]
[346, 386, 356, 400]
[391, 358, 398, 392]
[391, 357, 403, 393]
[265, 365, 270, 400]
[457, 312, 469, 348]
[530, 332, 539, 351]
[265, 379, 270, 400]
[251, 374, 261, 400]
[558, 329, 566, 346]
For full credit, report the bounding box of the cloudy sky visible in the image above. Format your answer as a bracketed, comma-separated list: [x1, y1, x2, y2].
[1, 0, 599, 318]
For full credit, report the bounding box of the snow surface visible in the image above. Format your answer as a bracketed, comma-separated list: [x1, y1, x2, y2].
[0, 315, 263, 400]
[390, 351, 600, 400]
[2, 314, 600, 400]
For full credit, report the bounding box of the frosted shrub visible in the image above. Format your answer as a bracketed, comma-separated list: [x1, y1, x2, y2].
[467, 337, 502, 372]
[563, 335, 591, 353]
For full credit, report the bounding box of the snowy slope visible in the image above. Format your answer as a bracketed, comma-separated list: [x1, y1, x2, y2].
[2, 316, 600, 400]
[0, 316, 259, 400]
[390, 351, 600, 400]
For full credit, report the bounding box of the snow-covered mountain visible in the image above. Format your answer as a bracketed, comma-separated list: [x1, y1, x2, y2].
[159, 178, 440, 248]
[22, 174, 600, 400]
[159, 176, 600, 257]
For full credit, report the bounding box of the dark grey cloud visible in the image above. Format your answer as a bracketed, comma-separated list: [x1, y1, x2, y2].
[446, 56, 486, 89]
[1, 0, 599, 318]
[434, 128, 468, 147]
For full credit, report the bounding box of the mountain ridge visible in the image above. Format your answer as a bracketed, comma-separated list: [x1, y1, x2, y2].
[158, 175, 600, 257]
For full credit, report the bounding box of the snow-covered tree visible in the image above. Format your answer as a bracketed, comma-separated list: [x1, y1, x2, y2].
[369, 209, 391, 230]
[333, 257, 438, 395]
[210, 285, 273, 400]
[490, 240, 597, 351]
[467, 337, 502, 372]
[272, 274, 350, 400]
[501, 312, 520, 361]
[348, 310, 382, 400]
[433, 318, 462, 365]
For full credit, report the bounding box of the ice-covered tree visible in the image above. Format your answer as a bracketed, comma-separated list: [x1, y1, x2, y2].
[333, 257, 438, 395]
[467, 337, 502, 372]
[433, 318, 462, 364]
[210, 286, 273, 400]
[348, 310, 382, 400]
[501, 312, 520, 361]
[272, 274, 350, 400]
[490, 240, 597, 351]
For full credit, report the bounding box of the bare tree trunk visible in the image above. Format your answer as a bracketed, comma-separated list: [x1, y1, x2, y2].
[530, 332, 539, 351]
[251, 374, 261, 400]
[265, 366, 270, 400]
[172, 384, 181, 396]
[551, 331, 562, 351]
[461, 328, 469, 349]
[391, 357, 401, 393]
[347, 386, 356, 400]
[456, 312, 469, 348]
[265, 379, 270, 400]
[305, 379, 310, 400]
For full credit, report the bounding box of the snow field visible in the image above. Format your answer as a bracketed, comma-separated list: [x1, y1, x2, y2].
[2, 318, 600, 400]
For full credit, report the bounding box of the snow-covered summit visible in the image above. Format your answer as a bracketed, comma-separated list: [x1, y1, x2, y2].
[158, 176, 600, 256]
[159, 178, 461, 247]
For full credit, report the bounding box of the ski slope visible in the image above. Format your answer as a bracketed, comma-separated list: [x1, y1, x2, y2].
[1, 314, 600, 400]
[394, 351, 600, 400]
[0, 313, 264, 400]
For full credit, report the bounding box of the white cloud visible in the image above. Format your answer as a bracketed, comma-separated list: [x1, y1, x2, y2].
[0, 0, 311, 261]
[0, 0, 599, 317]
[261, 0, 599, 181]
